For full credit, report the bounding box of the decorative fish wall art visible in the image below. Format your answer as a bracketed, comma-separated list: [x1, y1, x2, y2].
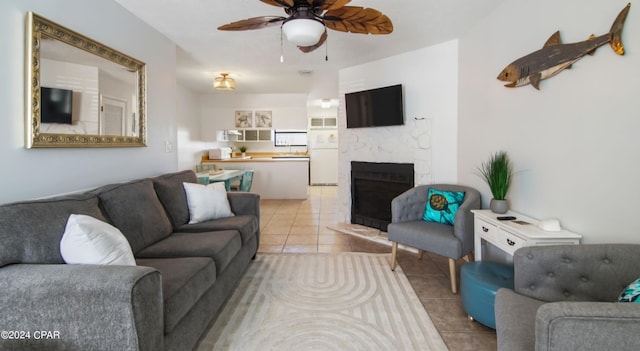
[497, 3, 631, 90]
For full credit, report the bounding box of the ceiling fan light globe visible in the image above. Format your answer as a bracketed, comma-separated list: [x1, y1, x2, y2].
[282, 18, 324, 46]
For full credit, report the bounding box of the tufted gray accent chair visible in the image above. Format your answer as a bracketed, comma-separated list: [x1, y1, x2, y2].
[495, 244, 640, 351]
[387, 184, 481, 293]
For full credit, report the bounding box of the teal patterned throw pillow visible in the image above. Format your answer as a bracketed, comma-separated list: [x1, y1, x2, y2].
[422, 188, 465, 225]
[619, 278, 640, 302]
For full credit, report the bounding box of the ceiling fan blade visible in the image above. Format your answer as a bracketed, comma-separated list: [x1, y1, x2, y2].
[259, 0, 294, 7]
[324, 6, 393, 34]
[298, 30, 328, 53]
[317, 0, 351, 11]
[218, 16, 286, 31]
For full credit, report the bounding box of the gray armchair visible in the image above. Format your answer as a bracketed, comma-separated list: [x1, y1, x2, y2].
[388, 184, 481, 293]
[495, 244, 640, 351]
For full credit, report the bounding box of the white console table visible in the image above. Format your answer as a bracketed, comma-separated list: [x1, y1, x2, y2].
[471, 210, 581, 261]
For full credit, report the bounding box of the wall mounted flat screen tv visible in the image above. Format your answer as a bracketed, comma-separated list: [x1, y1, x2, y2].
[40, 87, 73, 124]
[345, 84, 404, 128]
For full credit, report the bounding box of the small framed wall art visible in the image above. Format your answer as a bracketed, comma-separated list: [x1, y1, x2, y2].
[255, 110, 272, 128]
[235, 110, 253, 128]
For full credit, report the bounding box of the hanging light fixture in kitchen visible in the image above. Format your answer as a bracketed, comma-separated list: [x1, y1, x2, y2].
[214, 73, 236, 91]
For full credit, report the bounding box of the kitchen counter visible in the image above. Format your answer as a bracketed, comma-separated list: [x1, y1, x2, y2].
[204, 152, 309, 163]
[201, 153, 309, 199]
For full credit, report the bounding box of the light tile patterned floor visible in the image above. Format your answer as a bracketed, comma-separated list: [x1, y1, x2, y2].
[258, 186, 497, 351]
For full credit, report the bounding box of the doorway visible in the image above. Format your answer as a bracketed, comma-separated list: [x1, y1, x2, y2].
[100, 95, 126, 135]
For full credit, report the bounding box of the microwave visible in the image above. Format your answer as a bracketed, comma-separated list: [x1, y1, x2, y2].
[208, 147, 232, 160]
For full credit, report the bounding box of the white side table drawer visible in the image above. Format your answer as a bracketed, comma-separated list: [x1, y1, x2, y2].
[476, 218, 499, 242]
[494, 229, 525, 255]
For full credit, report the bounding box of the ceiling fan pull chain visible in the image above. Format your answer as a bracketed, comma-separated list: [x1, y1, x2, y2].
[325, 34, 328, 61]
[280, 27, 284, 63]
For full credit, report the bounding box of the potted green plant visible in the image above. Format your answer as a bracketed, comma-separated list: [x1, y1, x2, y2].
[239, 145, 247, 157]
[476, 151, 513, 214]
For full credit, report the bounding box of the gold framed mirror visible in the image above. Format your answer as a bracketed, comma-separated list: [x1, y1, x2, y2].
[25, 12, 147, 148]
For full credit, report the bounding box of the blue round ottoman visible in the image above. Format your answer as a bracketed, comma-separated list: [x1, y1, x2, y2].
[460, 261, 514, 329]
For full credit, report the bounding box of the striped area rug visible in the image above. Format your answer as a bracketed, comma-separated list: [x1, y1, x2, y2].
[197, 253, 448, 351]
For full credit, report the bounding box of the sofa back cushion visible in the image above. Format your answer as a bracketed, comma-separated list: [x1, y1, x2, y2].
[514, 244, 640, 302]
[152, 170, 197, 228]
[95, 179, 173, 254]
[0, 194, 105, 267]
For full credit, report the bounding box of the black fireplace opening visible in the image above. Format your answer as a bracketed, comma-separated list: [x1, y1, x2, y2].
[351, 161, 414, 231]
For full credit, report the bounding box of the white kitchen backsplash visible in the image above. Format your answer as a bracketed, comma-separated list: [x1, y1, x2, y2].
[336, 117, 432, 223]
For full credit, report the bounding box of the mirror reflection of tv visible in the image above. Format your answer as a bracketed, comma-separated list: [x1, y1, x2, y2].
[40, 87, 73, 124]
[345, 84, 404, 129]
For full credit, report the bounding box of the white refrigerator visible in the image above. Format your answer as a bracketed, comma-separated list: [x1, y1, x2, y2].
[309, 129, 338, 185]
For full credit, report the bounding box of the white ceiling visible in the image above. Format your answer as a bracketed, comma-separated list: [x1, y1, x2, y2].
[113, 0, 506, 94]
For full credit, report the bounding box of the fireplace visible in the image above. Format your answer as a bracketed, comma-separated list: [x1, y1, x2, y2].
[351, 161, 414, 231]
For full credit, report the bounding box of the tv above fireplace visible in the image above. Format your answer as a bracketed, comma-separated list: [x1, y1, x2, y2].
[345, 84, 404, 129]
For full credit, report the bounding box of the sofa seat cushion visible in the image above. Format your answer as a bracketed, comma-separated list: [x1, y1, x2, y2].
[95, 179, 173, 254]
[152, 171, 197, 228]
[387, 220, 462, 259]
[136, 231, 242, 275]
[136, 257, 216, 334]
[176, 215, 258, 244]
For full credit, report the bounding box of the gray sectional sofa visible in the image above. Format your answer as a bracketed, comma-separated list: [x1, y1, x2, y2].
[0, 170, 260, 351]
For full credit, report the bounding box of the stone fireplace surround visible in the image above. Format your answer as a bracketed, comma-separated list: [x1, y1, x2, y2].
[335, 99, 432, 231]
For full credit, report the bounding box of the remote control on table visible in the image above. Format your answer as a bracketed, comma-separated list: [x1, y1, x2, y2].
[497, 216, 516, 220]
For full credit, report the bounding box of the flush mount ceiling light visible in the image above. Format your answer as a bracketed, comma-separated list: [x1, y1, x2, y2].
[214, 73, 236, 91]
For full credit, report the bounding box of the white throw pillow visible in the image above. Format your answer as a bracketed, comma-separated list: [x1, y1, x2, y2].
[207, 182, 227, 192]
[60, 214, 136, 266]
[183, 182, 235, 224]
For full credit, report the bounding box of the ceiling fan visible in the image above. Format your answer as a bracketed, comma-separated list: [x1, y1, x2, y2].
[218, 0, 393, 53]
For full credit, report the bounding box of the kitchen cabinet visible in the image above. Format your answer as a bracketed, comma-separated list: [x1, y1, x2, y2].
[216, 130, 241, 142]
[234, 129, 272, 142]
[309, 117, 337, 129]
[216, 130, 229, 142]
[215, 129, 272, 142]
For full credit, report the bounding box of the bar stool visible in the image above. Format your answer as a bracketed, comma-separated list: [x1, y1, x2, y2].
[239, 170, 254, 192]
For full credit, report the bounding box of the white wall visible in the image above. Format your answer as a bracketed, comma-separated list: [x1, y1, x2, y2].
[177, 84, 217, 170]
[458, 0, 640, 243]
[0, 0, 178, 204]
[306, 72, 339, 101]
[337, 40, 459, 222]
[199, 93, 308, 153]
